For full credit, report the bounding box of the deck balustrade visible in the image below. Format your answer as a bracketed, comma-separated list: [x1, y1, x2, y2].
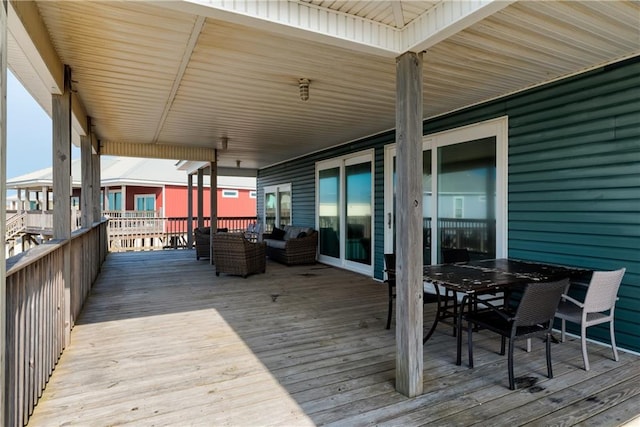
[4, 220, 108, 426]
[107, 215, 257, 251]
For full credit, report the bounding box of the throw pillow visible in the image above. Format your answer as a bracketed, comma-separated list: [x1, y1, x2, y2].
[271, 227, 286, 240]
[296, 231, 307, 238]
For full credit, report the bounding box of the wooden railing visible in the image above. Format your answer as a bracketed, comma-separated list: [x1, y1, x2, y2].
[19, 211, 82, 235]
[5, 212, 26, 240]
[4, 220, 108, 426]
[107, 216, 257, 252]
[438, 218, 495, 256]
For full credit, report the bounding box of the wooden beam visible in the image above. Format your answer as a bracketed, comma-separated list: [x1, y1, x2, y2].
[52, 65, 72, 239]
[71, 92, 88, 136]
[100, 140, 216, 162]
[8, 1, 62, 93]
[209, 159, 218, 266]
[152, 16, 205, 143]
[187, 173, 193, 249]
[395, 51, 423, 397]
[91, 132, 101, 223]
[52, 64, 72, 347]
[8, 1, 89, 135]
[391, 1, 405, 28]
[401, 0, 514, 52]
[81, 117, 93, 228]
[197, 169, 204, 228]
[0, 2, 8, 425]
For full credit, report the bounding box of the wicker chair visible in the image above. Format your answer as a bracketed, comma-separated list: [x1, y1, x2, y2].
[194, 227, 228, 260]
[212, 233, 266, 278]
[461, 278, 569, 390]
[194, 227, 211, 260]
[555, 268, 626, 371]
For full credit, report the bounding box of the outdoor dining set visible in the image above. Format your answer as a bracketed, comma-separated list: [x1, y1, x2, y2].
[384, 250, 626, 390]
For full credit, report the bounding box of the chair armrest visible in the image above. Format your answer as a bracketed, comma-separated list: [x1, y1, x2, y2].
[284, 232, 317, 250]
[560, 293, 584, 308]
[474, 298, 514, 321]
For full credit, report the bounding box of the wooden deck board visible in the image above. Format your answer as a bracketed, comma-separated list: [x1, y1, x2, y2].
[27, 250, 640, 426]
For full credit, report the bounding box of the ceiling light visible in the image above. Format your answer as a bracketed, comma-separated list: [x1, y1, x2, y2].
[220, 136, 228, 150]
[299, 78, 310, 101]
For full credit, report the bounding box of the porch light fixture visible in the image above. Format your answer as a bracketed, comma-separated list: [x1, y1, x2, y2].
[299, 78, 310, 101]
[220, 136, 229, 150]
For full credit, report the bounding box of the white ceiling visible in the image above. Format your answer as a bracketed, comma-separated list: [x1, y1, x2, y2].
[7, 0, 640, 171]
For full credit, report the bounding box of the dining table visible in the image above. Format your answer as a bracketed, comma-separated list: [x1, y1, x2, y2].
[422, 258, 593, 365]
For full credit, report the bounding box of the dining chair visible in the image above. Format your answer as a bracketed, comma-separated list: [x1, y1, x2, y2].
[441, 248, 470, 264]
[461, 278, 569, 390]
[554, 268, 626, 371]
[384, 253, 443, 340]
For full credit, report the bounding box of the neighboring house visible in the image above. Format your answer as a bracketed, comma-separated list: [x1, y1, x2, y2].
[6, 156, 256, 218]
[258, 58, 640, 353]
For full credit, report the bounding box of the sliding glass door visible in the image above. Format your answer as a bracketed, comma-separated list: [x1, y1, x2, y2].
[264, 183, 291, 232]
[385, 148, 432, 264]
[317, 151, 374, 275]
[318, 166, 340, 258]
[437, 137, 496, 261]
[384, 117, 507, 264]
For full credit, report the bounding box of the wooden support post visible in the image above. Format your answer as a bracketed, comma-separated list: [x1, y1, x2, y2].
[53, 64, 72, 347]
[121, 185, 126, 212]
[80, 117, 93, 228]
[197, 168, 204, 228]
[395, 51, 424, 397]
[187, 173, 193, 248]
[209, 159, 218, 266]
[0, 2, 8, 424]
[91, 134, 101, 223]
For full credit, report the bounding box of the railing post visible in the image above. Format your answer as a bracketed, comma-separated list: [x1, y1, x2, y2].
[0, 1, 7, 424]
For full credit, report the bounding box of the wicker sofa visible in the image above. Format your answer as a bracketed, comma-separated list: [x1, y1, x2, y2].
[263, 225, 318, 265]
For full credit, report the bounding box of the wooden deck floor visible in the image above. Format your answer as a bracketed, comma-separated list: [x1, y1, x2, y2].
[28, 250, 640, 426]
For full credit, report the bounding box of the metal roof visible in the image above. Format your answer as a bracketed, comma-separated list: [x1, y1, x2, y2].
[6, 157, 256, 190]
[6, 1, 640, 172]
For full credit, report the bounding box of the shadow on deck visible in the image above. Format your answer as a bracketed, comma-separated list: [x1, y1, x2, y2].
[28, 250, 640, 426]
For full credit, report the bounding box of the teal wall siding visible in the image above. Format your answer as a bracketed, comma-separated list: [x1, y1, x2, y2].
[258, 131, 395, 231]
[258, 58, 640, 352]
[505, 61, 640, 351]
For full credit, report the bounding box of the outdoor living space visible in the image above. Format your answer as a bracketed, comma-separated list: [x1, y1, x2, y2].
[27, 250, 640, 426]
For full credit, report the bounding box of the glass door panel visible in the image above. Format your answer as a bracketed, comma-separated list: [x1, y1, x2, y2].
[437, 137, 496, 261]
[319, 167, 340, 258]
[108, 191, 122, 211]
[345, 161, 371, 265]
[422, 150, 432, 265]
[390, 149, 432, 265]
[279, 191, 291, 226]
[264, 191, 276, 232]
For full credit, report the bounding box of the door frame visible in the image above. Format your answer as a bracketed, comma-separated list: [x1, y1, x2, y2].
[384, 116, 509, 263]
[316, 149, 375, 276]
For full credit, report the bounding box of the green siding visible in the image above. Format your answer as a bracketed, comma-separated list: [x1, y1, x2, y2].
[258, 58, 640, 353]
[258, 131, 395, 233]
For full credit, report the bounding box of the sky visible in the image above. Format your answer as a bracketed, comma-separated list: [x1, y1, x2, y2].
[7, 70, 80, 181]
